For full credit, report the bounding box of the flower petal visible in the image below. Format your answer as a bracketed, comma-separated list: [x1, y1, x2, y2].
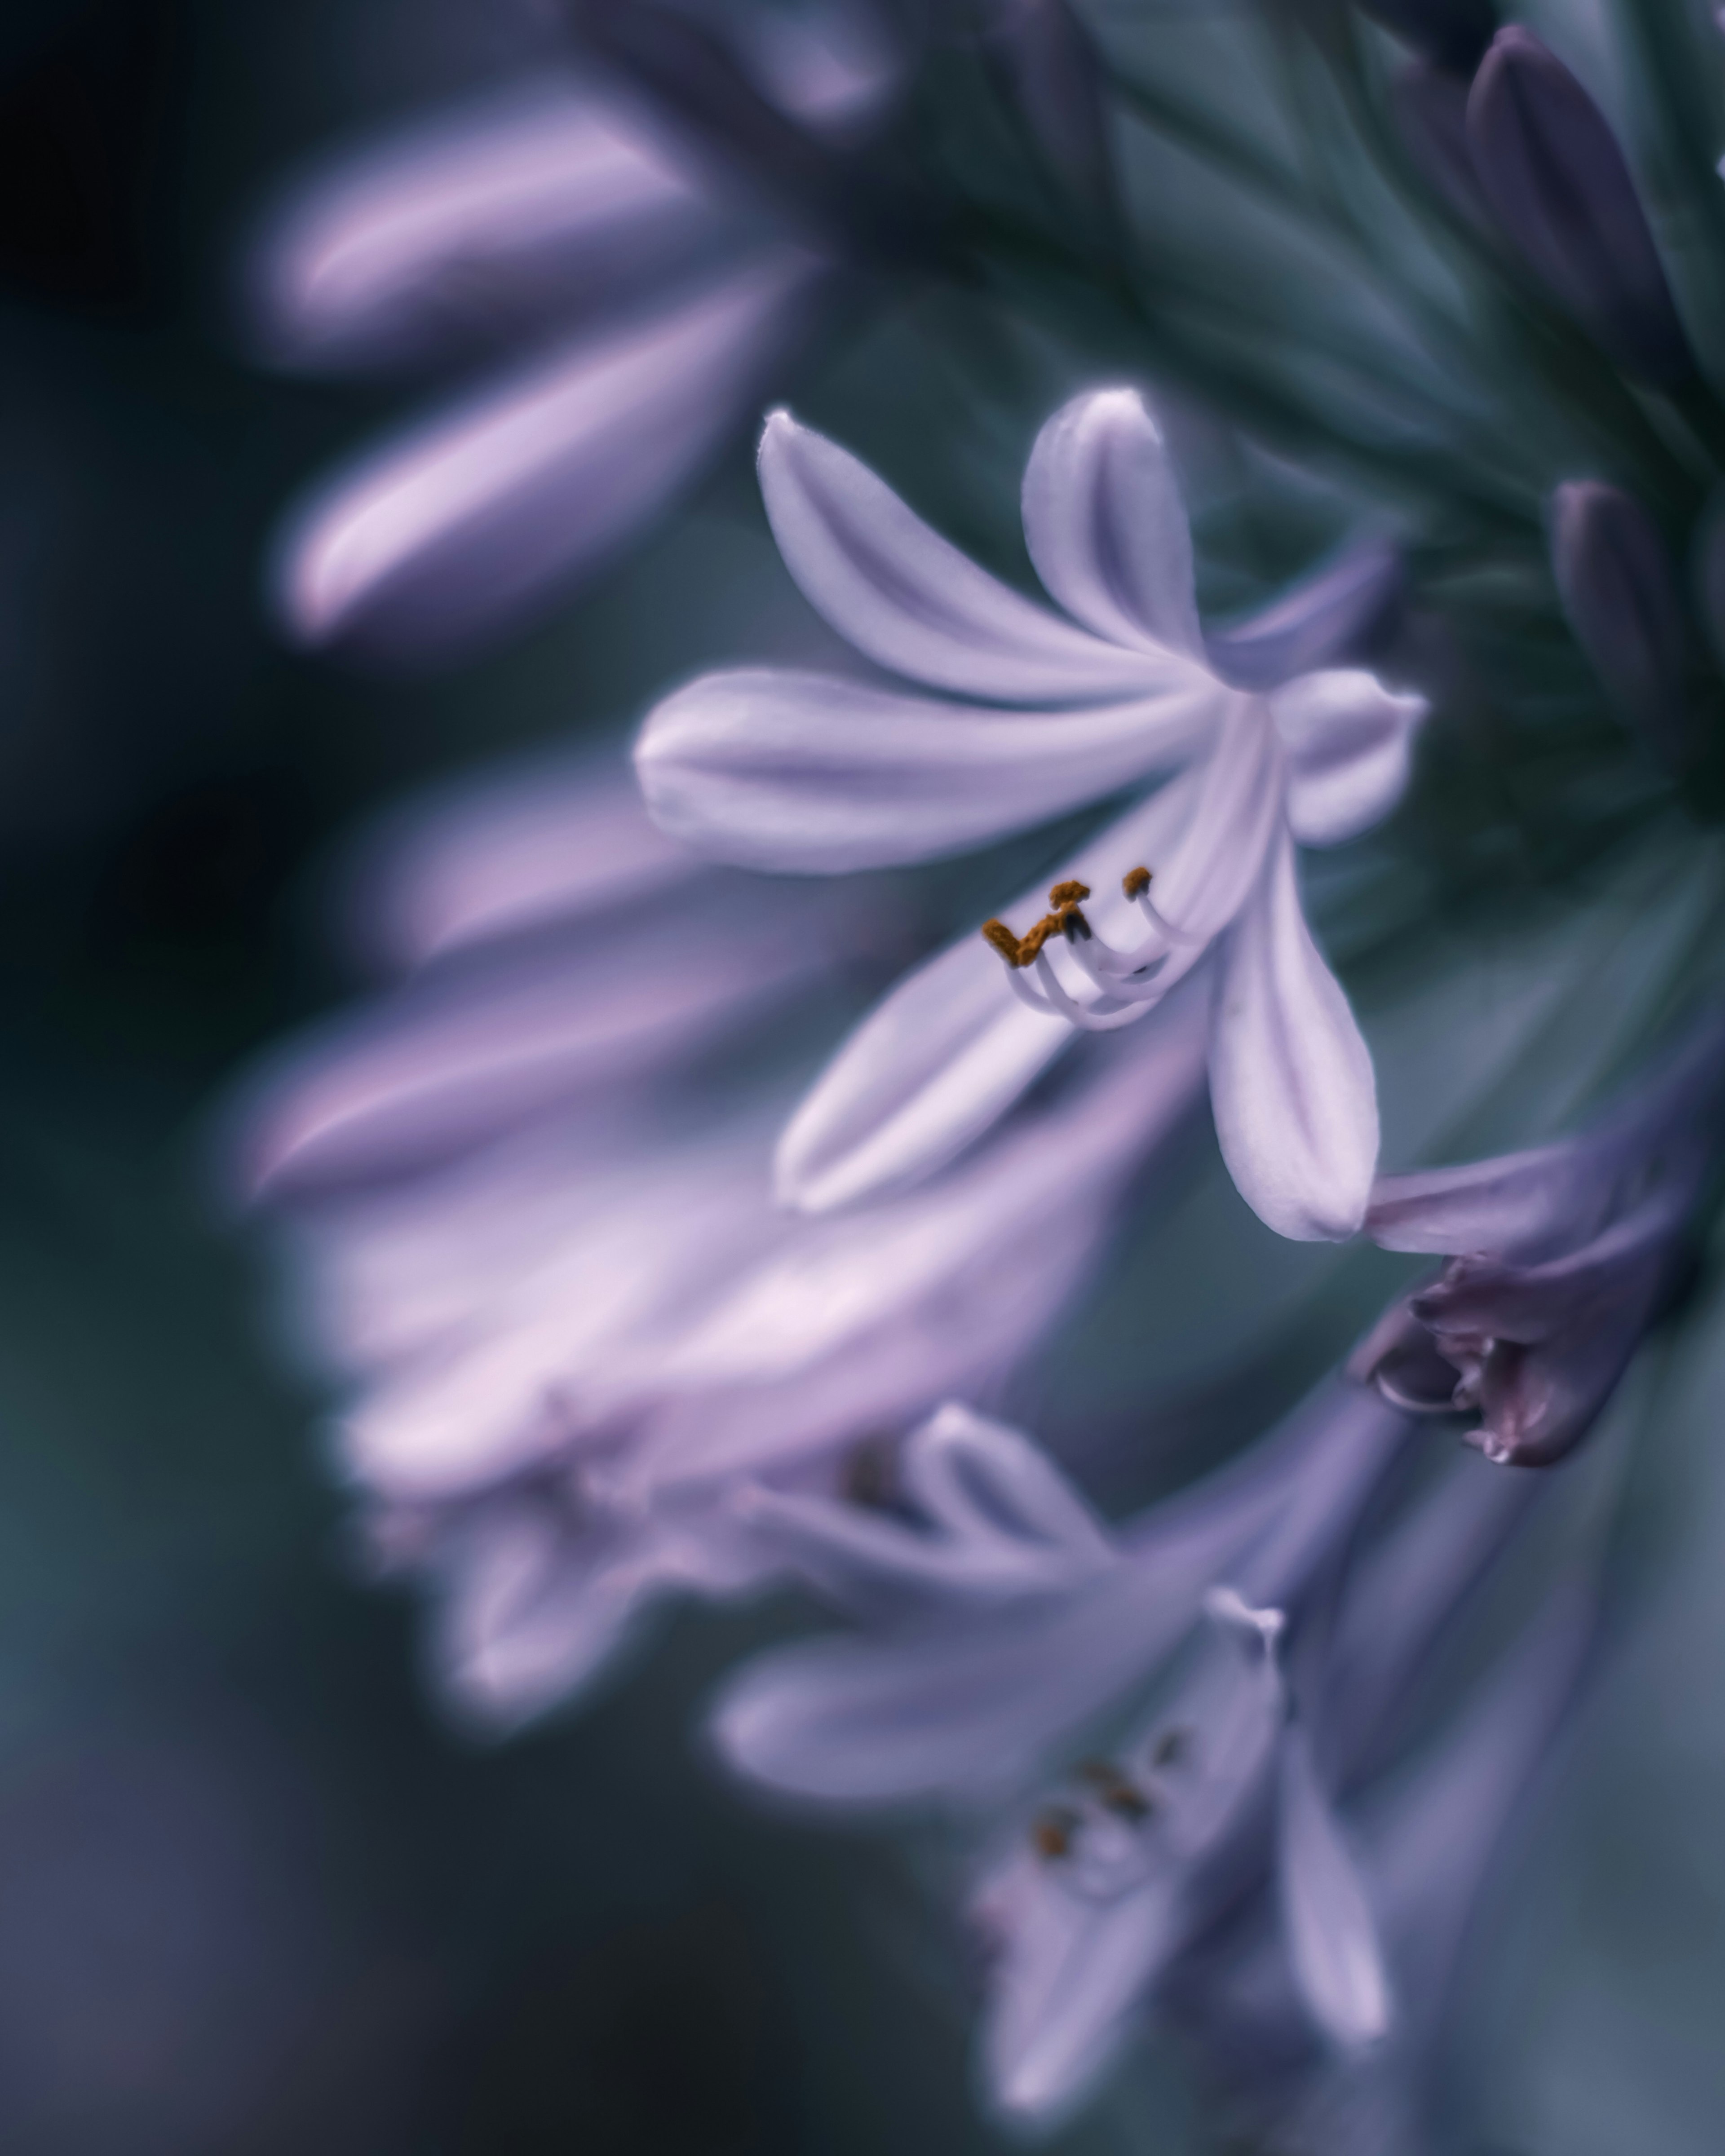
[354, 745, 704, 971]
[1207, 537, 1403, 690]
[732, 1403, 1115, 1614]
[1019, 387, 1203, 658]
[774, 780, 1212, 1213]
[758, 409, 1202, 701]
[1208, 827, 1379, 1241]
[635, 666, 1216, 873]
[1277, 1726, 1393, 2050]
[274, 250, 821, 661]
[1269, 669, 1428, 848]
[250, 75, 720, 372]
[235, 907, 821, 1198]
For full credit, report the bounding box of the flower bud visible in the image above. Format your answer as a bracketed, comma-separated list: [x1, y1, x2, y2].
[1466, 28, 1692, 385]
[980, 0, 1117, 225]
[1356, 0, 1496, 75]
[1549, 480, 1689, 767]
[1390, 59, 1491, 229]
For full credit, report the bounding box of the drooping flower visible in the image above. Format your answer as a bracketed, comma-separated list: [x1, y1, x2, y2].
[637, 387, 1424, 1239]
[1352, 1015, 1725, 1466]
[232, 743, 1211, 1727]
[252, 4, 902, 662]
[713, 1383, 1420, 2117]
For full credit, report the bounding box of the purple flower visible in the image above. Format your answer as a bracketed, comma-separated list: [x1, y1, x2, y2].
[712, 1384, 1415, 2117]
[253, 8, 899, 662]
[1352, 1018, 1725, 1465]
[234, 746, 1210, 1725]
[1466, 28, 1693, 386]
[637, 389, 1424, 1239]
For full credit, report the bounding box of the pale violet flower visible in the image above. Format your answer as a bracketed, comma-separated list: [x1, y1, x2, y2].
[254, 5, 898, 660]
[637, 387, 1426, 1239]
[712, 1385, 1415, 2119]
[234, 745, 1210, 1727]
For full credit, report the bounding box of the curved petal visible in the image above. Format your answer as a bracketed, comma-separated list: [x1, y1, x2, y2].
[758, 410, 1201, 702]
[1020, 387, 1203, 658]
[1277, 1727, 1393, 2050]
[1207, 538, 1403, 691]
[775, 781, 1212, 1213]
[236, 907, 819, 1199]
[1269, 670, 1429, 848]
[636, 666, 1216, 873]
[1209, 828, 1379, 1241]
[274, 251, 821, 662]
[355, 746, 703, 971]
[249, 76, 721, 372]
[733, 1404, 1115, 1613]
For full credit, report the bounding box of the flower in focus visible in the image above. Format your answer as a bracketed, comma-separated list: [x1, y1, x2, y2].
[1352, 1016, 1725, 1466]
[252, 3, 902, 663]
[232, 745, 1210, 1727]
[637, 387, 1423, 1239]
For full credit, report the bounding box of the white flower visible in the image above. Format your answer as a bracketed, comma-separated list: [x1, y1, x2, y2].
[712, 1387, 1409, 2120]
[234, 743, 1209, 1727]
[636, 387, 1428, 1240]
[252, 8, 899, 661]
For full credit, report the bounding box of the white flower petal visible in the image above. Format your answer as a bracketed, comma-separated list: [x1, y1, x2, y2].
[1020, 387, 1203, 658]
[1208, 828, 1379, 1241]
[237, 909, 819, 1198]
[251, 75, 719, 371]
[635, 666, 1216, 873]
[357, 746, 702, 971]
[1207, 538, 1402, 691]
[709, 1559, 1205, 1806]
[1277, 1725, 1393, 2050]
[274, 250, 820, 660]
[758, 409, 1201, 702]
[775, 780, 1212, 1213]
[1270, 668, 1428, 848]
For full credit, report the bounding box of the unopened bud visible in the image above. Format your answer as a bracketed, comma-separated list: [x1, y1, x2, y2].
[1550, 481, 1689, 768]
[1467, 29, 1693, 385]
[1390, 59, 1491, 230]
[1356, 0, 1496, 74]
[980, 0, 1117, 225]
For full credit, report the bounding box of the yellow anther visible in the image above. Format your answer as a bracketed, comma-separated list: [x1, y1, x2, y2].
[1048, 880, 1091, 907]
[1031, 1807, 1080, 1861]
[1122, 866, 1152, 900]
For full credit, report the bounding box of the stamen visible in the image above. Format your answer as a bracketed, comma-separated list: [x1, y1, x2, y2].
[1122, 866, 1152, 900]
[979, 881, 1094, 969]
[1031, 1806, 1080, 1860]
[1078, 1758, 1154, 1822]
[1152, 1727, 1190, 1769]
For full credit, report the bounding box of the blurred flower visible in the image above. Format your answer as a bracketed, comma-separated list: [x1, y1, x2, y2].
[1351, 1016, 1725, 1466]
[638, 387, 1423, 1239]
[973, 0, 1118, 226]
[1550, 479, 1690, 768]
[714, 1383, 1420, 2121]
[234, 746, 1209, 1727]
[1177, 1576, 1594, 2155]
[253, 3, 903, 663]
[1466, 27, 1693, 387]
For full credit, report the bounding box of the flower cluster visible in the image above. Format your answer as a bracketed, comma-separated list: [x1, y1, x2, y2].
[236, 1, 1725, 2143]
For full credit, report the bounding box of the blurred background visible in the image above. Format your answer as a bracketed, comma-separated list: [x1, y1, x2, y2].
[2, 2, 1725, 2151]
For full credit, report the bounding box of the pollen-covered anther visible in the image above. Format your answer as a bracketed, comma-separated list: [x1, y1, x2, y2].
[980, 881, 1093, 969]
[1031, 1806, 1080, 1860]
[1078, 1758, 1153, 1821]
[1121, 865, 1152, 899]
